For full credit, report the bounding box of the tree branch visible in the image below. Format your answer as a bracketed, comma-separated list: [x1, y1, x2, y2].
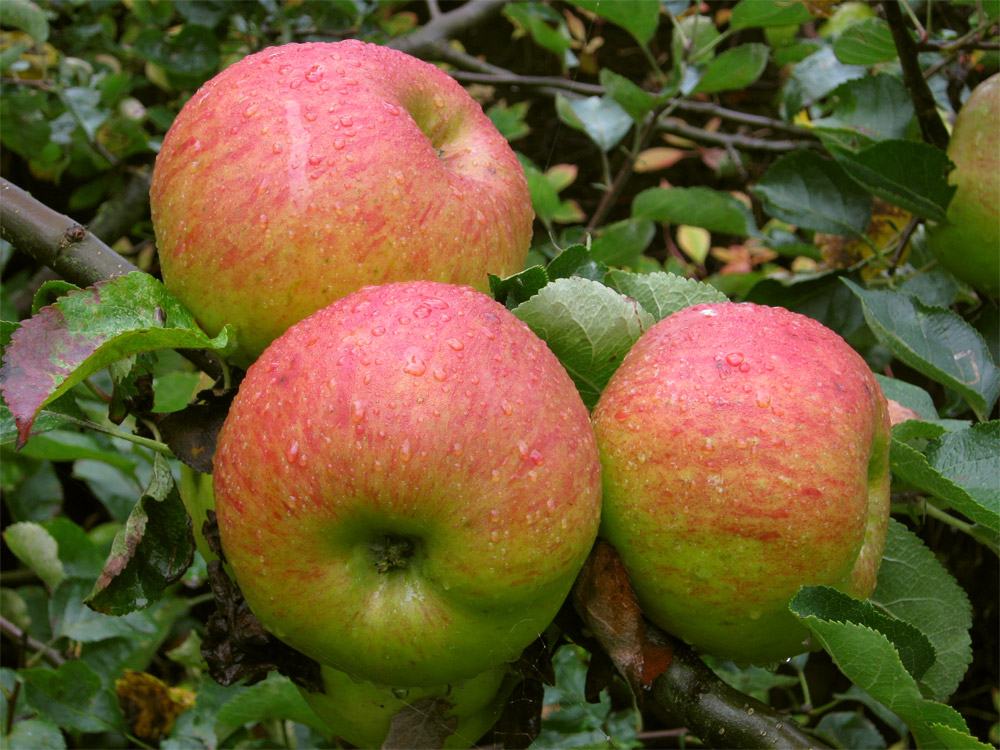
[657, 117, 823, 153]
[881, 1, 950, 149]
[0, 615, 65, 668]
[388, 0, 508, 58]
[1, 178, 222, 380]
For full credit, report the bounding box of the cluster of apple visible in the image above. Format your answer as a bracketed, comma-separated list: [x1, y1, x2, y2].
[151, 41, 892, 747]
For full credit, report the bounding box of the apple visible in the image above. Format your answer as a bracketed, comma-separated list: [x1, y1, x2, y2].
[150, 40, 534, 367]
[212, 280, 602, 686]
[299, 662, 510, 749]
[927, 73, 999, 297]
[591, 302, 891, 664]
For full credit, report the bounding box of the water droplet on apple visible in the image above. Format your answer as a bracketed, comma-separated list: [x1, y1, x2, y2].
[399, 440, 412, 463]
[444, 338, 464, 351]
[501, 400, 513, 416]
[432, 367, 447, 382]
[491, 470, 501, 483]
[529, 449, 544, 466]
[517, 440, 529, 460]
[278, 64, 292, 75]
[391, 688, 409, 699]
[285, 440, 299, 463]
[433, 94, 445, 109]
[305, 64, 324, 82]
[333, 139, 345, 150]
[403, 352, 426, 376]
[756, 391, 771, 408]
[726, 352, 744, 367]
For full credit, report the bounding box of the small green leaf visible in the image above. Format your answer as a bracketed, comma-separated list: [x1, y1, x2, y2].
[4, 718, 67, 749]
[873, 374, 938, 419]
[134, 24, 220, 88]
[633, 186, 758, 236]
[2, 522, 65, 590]
[489, 266, 550, 309]
[730, 0, 813, 28]
[21, 660, 126, 734]
[751, 151, 872, 236]
[844, 281, 1000, 419]
[604, 270, 731, 322]
[791, 586, 936, 682]
[51, 578, 158, 643]
[556, 94, 632, 152]
[872, 519, 973, 702]
[692, 44, 769, 94]
[87, 453, 195, 615]
[834, 19, 898, 65]
[486, 100, 531, 142]
[504, 3, 573, 60]
[214, 674, 330, 740]
[831, 140, 955, 222]
[513, 278, 654, 409]
[547, 244, 607, 283]
[600, 68, 660, 124]
[0, 272, 234, 447]
[574, 0, 660, 45]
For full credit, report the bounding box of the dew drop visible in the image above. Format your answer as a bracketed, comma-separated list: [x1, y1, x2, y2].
[403, 353, 426, 376]
[529, 449, 544, 466]
[726, 352, 744, 367]
[432, 367, 447, 382]
[286, 440, 299, 463]
[333, 139, 345, 150]
[517, 440, 529, 460]
[399, 440, 412, 463]
[501, 400, 513, 416]
[445, 338, 464, 351]
[351, 400, 366, 424]
[305, 64, 324, 82]
[433, 94, 445, 109]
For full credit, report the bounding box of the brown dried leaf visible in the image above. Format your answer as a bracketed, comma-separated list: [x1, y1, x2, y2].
[115, 670, 194, 741]
[383, 697, 458, 749]
[159, 387, 235, 473]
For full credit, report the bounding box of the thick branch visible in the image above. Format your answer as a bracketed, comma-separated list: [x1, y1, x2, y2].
[881, 1, 950, 149]
[1, 179, 141, 283]
[1, 178, 222, 380]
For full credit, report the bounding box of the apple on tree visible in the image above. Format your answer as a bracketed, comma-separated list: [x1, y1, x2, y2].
[212, 280, 602, 687]
[927, 72, 999, 297]
[150, 40, 534, 367]
[299, 661, 511, 749]
[591, 302, 891, 665]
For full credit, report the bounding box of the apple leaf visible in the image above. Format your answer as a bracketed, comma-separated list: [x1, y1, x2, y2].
[213, 675, 330, 742]
[490, 266, 551, 309]
[20, 660, 126, 735]
[872, 519, 974, 703]
[0, 272, 234, 448]
[834, 19, 898, 65]
[812, 75, 915, 148]
[589, 218, 655, 266]
[604, 269, 728, 322]
[780, 47, 867, 118]
[790, 586, 936, 682]
[2, 521, 66, 590]
[632, 186, 759, 237]
[890, 423, 1000, 538]
[789, 594, 979, 749]
[512, 277, 654, 409]
[874, 374, 938, 420]
[831, 140, 955, 222]
[0, 0, 50, 45]
[600, 69, 673, 124]
[556, 93, 632, 152]
[86, 453, 195, 616]
[691, 44, 769, 94]
[3, 718, 66, 749]
[547, 243, 608, 283]
[573, 0, 660, 45]
[751, 151, 872, 237]
[813, 711, 887, 750]
[730, 0, 814, 29]
[844, 281, 1000, 420]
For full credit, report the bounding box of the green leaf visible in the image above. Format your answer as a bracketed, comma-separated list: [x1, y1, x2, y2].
[831, 140, 955, 222]
[504, 3, 573, 60]
[490, 266, 551, 309]
[604, 269, 728, 322]
[513, 278, 654, 409]
[0, 272, 233, 447]
[632, 186, 758, 236]
[789, 598, 973, 748]
[599, 69, 660, 124]
[43, 517, 105, 581]
[2, 522, 66, 590]
[214, 674, 330, 740]
[844, 281, 1000, 420]
[21, 660, 125, 734]
[891, 424, 1000, 535]
[4, 718, 67, 749]
[791, 586, 936, 683]
[751, 151, 872, 236]
[730, 0, 814, 28]
[86, 453, 195, 615]
[134, 24, 220, 88]
[834, 19, 898, 64]
[781, 47, 867, 117]
[874, 374, 938, 419]
[0, 0, 49, 44]
[573, 0, 660, 45]
[556, 94, 632, 152]
[872, 519, 973, 702]
[692, 44, 769, 94]
[547, 244, 607, 283]
[813, 75, 915, 147]
[813, 711, 887, 749]
[486, 100, 531, 142]
[51, 578, 158, 643]
[589, 219, 655, 266]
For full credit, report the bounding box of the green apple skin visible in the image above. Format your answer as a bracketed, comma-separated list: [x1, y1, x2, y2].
[591, 302, 891, 665]
[299, 662, 509, 749]
[927, 73, 999, 297]
[213, 281, 602, 686]
[150, 40, 533, 367]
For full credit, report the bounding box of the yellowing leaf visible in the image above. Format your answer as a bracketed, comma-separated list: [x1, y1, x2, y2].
[634, 147, 686, 173]
[676, 225, 711, 264]
[116, 670, 195, 741]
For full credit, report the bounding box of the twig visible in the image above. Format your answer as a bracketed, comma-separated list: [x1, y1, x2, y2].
[881, 1, 950, 149]
[388, 0, 508, 58]
[657, 117, 823, 153]
[0, 616, 65, 668]
[588, 112, 661, 230]
[0, 178, 223, 380]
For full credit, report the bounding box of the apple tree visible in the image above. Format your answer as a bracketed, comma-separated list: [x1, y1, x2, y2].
[1, 1, 997, 748]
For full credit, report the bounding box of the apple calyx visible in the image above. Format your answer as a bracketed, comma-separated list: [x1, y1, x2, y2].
[371, 535, 417, 573]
